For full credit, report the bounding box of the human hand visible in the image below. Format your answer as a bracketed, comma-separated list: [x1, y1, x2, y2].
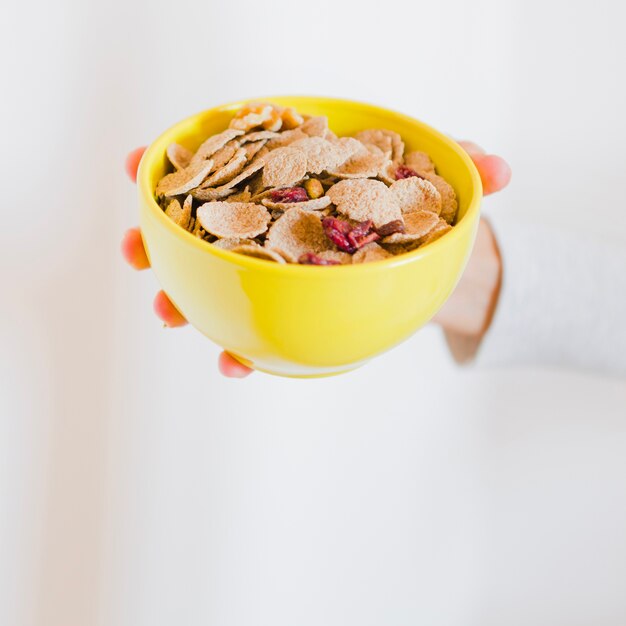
[433, 141, 511, 361]
[121, 147, 253, 378]
[121, 142, 510, 377]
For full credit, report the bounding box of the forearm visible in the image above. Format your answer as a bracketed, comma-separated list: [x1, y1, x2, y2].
[444, 217, 626, 377]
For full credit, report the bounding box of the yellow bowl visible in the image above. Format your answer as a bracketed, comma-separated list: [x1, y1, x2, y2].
[137, 96, 482, 377]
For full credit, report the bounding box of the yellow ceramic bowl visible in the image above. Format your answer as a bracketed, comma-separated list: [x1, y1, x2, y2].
[137, 97, 482, 377]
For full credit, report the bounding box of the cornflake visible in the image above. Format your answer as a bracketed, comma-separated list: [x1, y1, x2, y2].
[389, 176, 442, 215]
[266, 208, 332, 262]
[196, 201, 271, 238]
[200, 148, 247, 187]
[190, 129, 244, 164]
[155, 101, 460, 265]
[232, 244, 287, 263]
[382, 210, 440, 244]
[261, 147, 308, 188]
[353, 242, 393, 264]
[156, 159, 214, 197]
[326, 179, 401, 227]
[166, 143, 192, 171]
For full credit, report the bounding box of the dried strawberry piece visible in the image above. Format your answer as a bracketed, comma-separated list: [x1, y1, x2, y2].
[346, 220, 380, 249]
[269, 186, 309, 203]
[322, 216, 356, 253]
[376, 219, 405, 237]
[395, 165, 423, 180]
[322, 217, 382, 252]
[298, 252, 341, 266]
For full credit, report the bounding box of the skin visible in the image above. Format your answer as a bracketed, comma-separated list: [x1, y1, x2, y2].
[122, 142, 511, 378]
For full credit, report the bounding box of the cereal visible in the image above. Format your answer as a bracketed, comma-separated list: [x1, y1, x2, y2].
[198, 159, 265, 197]
[265, 128, 309, 149]
[327, 149, 388, 179]
[375, 220, 405, 237]
[190, 129, 244, 164]
[211, 237, 257, 250]
[196, 201, 271, 238]
[299, 252, 341, 266]
[382, 210, 440, 244]
[389, 176, 442, 215]
[421, 172, 458, 224]
[404, 151, 436, 174]
[164, 197, 191, 229]
[156, 159, 214, 197]
[232, 244, 287, 263]
[289, 137, 348, 174]
[262, 147, 308, 188]
[355, 129, 404, 162]
[166, 143, 193, 171]
[155, 102, 459, 264]
[262, 195, 331, 212]
[191, 186, 236, 201]
[242, 140, 268, 161]
[210, 141, 239, 170]
[225, 185, 252, 203]
[261, 107, 283, 132]
[266, 208, 332, 262]
[300, 116, 328, 137]
[239, 130, 281, 143]
[317, 250, 353, 265]
[352, 242, 393, 264]
[229, 103, 276, 132]
[335, 136, 367, 160]
[200, 148, 247, 187]
[281, 107, 304, 130]
[420, 217, 452, 245]
[248, 146, 270, 166]
[326, 178, 401, 227]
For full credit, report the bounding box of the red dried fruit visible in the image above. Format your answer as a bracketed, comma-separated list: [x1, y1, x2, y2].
[298, 252, 341, 266]
[376, 220, 405, 237]
[322, 217, 382, 253]
[346, 220, 380, 249]
[348, 231, 380, 248]
[322, 216, 356, 253]
[395, 165, 423, 180]
[269, 186, 309, 203]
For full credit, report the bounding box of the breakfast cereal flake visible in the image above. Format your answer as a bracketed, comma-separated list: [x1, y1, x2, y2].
[166, 143, 193, 171]
[266, 208, 332, 262]
[382, 210, 440, 244]
[196, 201, 271, 238]
[155, 101, 460, 265]
[190, 129, 244, 164]
[261, 147, 308, 188]
[156, 159, 214, 197]
[326, 178, 401, 227]
[389, 176, 442, 215]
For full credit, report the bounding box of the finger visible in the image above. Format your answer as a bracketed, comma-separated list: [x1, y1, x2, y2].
[218, 351, 254, 378]
[121, 227, 150, 270]
[457, 140, 486, 157]
[471, 154, 512, 196]
[153, 290, 188, 327]
[125, 146, 147, 183]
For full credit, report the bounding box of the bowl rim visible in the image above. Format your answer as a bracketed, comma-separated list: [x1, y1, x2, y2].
[137, 95, 483, 273]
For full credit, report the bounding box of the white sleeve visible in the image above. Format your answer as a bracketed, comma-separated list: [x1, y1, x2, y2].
[475, 215, 626, 378]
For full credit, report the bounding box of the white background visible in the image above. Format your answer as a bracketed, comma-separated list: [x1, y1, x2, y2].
[1, 0, 625, 624]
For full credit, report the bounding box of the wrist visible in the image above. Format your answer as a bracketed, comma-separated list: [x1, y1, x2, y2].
[436, 218, 503, 362]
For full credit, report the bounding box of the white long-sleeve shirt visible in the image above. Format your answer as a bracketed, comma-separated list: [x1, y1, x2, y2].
[475, 215, 626, 378]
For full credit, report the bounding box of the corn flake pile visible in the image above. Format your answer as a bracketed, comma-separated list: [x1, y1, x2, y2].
[155, 102, 458, 265]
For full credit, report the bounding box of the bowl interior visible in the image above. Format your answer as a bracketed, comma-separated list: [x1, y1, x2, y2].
[142, 96, 481, 242]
